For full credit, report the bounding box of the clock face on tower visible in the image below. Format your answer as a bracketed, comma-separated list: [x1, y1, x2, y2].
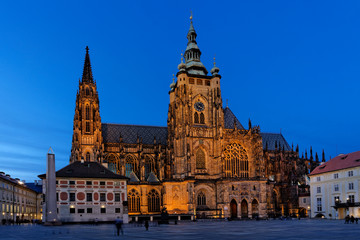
[194, 102, 205, 112]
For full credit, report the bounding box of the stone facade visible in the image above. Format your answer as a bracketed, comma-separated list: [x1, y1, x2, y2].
[69, 19, 316, 219]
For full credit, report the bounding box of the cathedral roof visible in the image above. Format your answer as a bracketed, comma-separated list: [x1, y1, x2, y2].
[260, 132, 291, 151]
[102, 123, 167, 145]
[82, 46, 94, 83]
[38, 161, 128, 180]
[223, 107, 291, 151]
[223, 107, 245, 130]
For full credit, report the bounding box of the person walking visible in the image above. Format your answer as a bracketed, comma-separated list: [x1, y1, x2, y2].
[144, 220, 149, 231]
[115, 217, 124, 236]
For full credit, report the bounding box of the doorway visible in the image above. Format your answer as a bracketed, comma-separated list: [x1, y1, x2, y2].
[230, 199, 237, 219]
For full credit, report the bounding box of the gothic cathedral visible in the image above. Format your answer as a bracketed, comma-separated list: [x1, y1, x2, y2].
[70, 18, 315, 219]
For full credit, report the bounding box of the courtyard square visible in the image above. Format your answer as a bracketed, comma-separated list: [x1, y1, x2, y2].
[1, 219, 359, 240]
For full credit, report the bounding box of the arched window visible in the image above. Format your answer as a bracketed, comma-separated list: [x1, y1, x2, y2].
[147, 189, 160, 212]
[223, 143, 249, 178]
[197, 192, 206, 206]
[200, 113, 205, 124]
[74, 133, 78, 142]
[145, 155, 156, 179]
[86, 152, 90, 162]
[196, 149, 205, 169]
[85, 87, 90, 96]
[128, 189, 140, 213]
[107, 154, 119, 174]
[85, 105, 90, 120]
[125, 155, 137, 177]
[194, 112, 199, 123]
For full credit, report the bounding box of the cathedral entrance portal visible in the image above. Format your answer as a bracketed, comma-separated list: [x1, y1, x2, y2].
[241, 199, 248, 218]
[230, 199, 237, 219]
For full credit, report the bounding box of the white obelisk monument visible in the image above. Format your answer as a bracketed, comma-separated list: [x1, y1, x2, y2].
[44, 147, 59, 224]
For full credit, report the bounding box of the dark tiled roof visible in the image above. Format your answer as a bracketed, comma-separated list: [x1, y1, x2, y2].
[309, 151, 360, 176]
[261, 132, 291, 151]
[38, 161, 128, 180]
[0, 174, 39, 193]
[25, 183, 42, 193]
[102, 123, 167, 145]
[223, 107, 245, 130]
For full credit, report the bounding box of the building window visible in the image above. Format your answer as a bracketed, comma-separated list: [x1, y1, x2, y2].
[87, 208, 92, 213]
[69, 193, 75, 201]
[100, 193, 106, 202]
[194, 112, 199, 124]
[147, 189, 160, 213]
[107, 154, 119, 174]
[303, 198, 306, 203]
[69, 181, 75, 185]
[115, 193, 121, 202]
[205, 80, 210, 86]
[85, 87, 90, 96]
[200, 113, 205, 124]
[56, 193, 59, 201]
[334, 173, 338, 179]
[223, 143, 249, 178]
[125, 155, 137, 177]
[197, 192, 206, 206]
[144, 155, 156, 180]
[197, 79, 203, 85]
[348, 171, 354, 177]
[348, 195, 355, 203]
[349, 182, 354, 190]
[334, 184, 339, 192]
[78, 209, 85, 213]
[316, 198, 322, 212]
[101, 208, 106, 214]
[334, 196, 340, 204]
[86, 122, 90, 133]
[196, 149, 206, 169]
[100, 181, 105, 186]
[316, 186, 321, 193]
[115, 208, 121, 213]
[70, 208, 75, 214]
[86, 181, 92, 185]
[189, 78, 195, 84]
[86, 105, 90, 120]
[128, 189, 140, 213]
[86, 193, 92, 202]
[316, 176, 321, 182]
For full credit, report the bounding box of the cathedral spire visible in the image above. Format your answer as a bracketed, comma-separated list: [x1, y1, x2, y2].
[184, 14, 208, 76]
[82, 46, 94, 83]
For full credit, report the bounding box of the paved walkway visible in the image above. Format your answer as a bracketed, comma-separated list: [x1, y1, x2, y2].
[1, 219, 359, 240]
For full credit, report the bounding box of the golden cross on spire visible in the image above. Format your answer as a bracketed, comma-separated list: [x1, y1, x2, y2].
[181, 51, 184, 63]
[190, 10, 193, 21]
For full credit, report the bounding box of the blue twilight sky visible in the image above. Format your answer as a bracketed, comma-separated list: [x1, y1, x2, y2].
[0, 0, 359, 181]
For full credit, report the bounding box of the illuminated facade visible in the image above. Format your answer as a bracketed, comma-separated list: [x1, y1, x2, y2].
[69, 18, 315, 219]
[309, 151, 360, 219]
[0, 172, 41, 223]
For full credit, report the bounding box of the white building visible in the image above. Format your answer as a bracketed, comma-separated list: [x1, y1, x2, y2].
[39, 161, 129, 223]
[309, 151, 360, 219]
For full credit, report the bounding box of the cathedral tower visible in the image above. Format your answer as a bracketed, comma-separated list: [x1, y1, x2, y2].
[167, 17, 224, 179]
[70, 47, 103, 163]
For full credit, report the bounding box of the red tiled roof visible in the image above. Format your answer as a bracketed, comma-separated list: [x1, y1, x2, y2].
[309, 151, 360, 176]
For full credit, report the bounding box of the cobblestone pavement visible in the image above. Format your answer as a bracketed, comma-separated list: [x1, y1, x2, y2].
[1, 219, 360, 240]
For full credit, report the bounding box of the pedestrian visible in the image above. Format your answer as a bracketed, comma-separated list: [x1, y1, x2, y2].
[351, 215, 355, 224]
[145, 220, 149, 231]
[115, 217, 123, 236]
[356, 218, 358, 224]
